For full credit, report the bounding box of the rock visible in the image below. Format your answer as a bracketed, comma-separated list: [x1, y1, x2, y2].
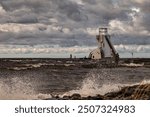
[95, 94, 105, 100]
[86, 96, 93, 100]
[62, 95, 71, 100]
[70, 93, 81, 100]
[55, 95, 60, 99]
[80, 95, 104, 100]
[87, 95, 104, 100]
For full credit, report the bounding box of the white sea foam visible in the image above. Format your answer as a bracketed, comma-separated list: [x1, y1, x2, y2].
[121, 63, 144, 67]
[8, 63, 55, 70]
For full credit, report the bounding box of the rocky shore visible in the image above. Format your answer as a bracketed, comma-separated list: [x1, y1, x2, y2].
[47, 83, 150, 100]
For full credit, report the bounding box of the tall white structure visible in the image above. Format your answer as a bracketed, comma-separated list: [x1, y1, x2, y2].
[89, 28, 119, 62]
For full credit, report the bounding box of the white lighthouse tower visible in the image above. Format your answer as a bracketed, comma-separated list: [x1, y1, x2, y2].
[89, 28, 119, 62]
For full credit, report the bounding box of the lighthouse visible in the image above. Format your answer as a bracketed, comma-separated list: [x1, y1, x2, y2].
[89, 28, 119, 62]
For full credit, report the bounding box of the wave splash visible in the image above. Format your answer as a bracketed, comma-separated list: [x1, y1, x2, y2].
[63, 69, 150, 98]
[0, 77, 51, 100]
[63, 69, 122, 97]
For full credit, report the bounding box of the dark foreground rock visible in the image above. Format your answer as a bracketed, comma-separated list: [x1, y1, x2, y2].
[105, 83, 150, 100]
[46, 84, 150, 100]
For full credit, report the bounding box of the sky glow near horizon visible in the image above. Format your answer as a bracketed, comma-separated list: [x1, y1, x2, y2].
[0, 44, 150, 58]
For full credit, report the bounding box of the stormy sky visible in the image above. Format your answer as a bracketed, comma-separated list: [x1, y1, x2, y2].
[0, 0, 150, 47]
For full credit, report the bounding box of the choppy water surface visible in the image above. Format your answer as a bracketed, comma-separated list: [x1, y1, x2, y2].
[0, 59, 150, 99]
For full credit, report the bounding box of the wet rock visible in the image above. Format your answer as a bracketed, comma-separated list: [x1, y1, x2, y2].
[86, 96, 93, 100]
[62, 95, 71, 100]
[70, 93, 81, 100]
[84, 95, 104, 100]
[55, 95, 60, 99]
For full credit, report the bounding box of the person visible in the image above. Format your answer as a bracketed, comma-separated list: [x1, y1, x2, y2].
[70, 54, 72, 59]
[115, 53, 119, 64]
[131, 52, 133, 58]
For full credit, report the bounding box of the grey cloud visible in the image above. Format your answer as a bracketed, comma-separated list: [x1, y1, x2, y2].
[0, 0, 149, 46]
[134, 1, 150, 31]
[139, 14, 150, 31]
[1, 0, 51, 12]
[0, 0, 87, 24]
[52, 0, 85, 22]
[81, 0, 130, 26]
[0, 0, 131, 25]
[14, 15, 38, 24]
[116, 0, 150, 31]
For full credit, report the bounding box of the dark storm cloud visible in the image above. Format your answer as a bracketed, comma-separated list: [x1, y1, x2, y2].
[0, 0, 149, 46]
[0, 0, 51, 13]
[81, 0, 130, 26]
[0, 0, 129, 26]
[51, 0, 85, 22]
[0, 0, 86, 23]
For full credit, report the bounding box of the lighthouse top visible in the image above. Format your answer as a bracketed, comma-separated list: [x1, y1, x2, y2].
[99, 28, 108, 35]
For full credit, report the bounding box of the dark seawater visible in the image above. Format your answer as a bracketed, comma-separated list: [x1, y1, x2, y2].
[0, 58, 150, 99]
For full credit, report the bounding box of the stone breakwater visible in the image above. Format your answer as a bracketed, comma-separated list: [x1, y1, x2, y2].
[46, 83, 150, 100]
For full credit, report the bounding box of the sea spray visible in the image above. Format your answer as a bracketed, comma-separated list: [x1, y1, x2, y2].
[63, 66, 150, 98]
[63, 68, 123, 97]
[0, 77, 33, 99]
[0, 77, 52, 99]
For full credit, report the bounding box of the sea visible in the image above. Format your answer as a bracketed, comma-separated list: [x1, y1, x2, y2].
[0, 44, 150, 99]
